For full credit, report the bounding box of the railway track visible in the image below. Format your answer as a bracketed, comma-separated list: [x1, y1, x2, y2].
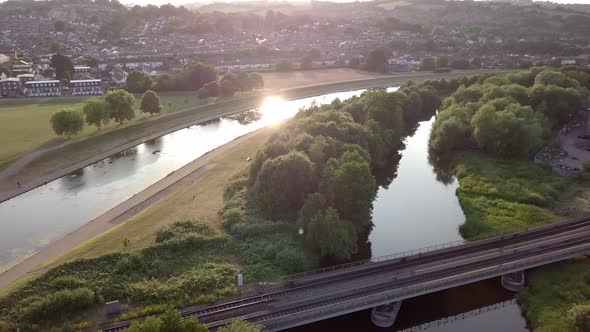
[98, 215, 590, 332]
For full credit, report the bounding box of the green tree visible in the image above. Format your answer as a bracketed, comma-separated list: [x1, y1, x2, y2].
[0, 65, 10, 77]
[50, 110, 84, 139]
[275, 60, 293, 72]
[153, 73, 177, 92]
[471, 103, 543, 157]
[122, 237, 132, 252]
[320, 151, 377, 230]
[82, 98, 110, 130]
[297, 192, 328, 229]
[450, 58, 471, 69]
[364, 48, 389, 73]
[80, 56, 98, 68]
[220, 79, 235, 97]
[175, 62, 217, 91]
[218, 320, 261, 332]
[300, 55, 313, 70]
[105, 89, 137, 124]
[126, 70, 153, 93]
[254, 152, 315, 220]
[306, 208, 357, 259]
[140, 90, 163, 116]
[50, 53, 74, 81]
[419, 57, 436, 71]
[436, 55, 449, 68]
[160, 308, 183, 332]
[198, 81, 220, 98]
[248, 72, 264, 89]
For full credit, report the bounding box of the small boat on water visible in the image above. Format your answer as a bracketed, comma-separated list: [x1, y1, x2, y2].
[371, 301, 402, 328]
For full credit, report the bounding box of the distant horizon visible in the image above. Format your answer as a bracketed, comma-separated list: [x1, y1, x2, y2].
[118, 0, 590, 7]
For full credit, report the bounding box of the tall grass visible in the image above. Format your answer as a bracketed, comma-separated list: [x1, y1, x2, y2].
[454, 151, 566, 238]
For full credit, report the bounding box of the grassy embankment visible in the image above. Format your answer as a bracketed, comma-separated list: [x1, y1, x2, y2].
[451, 153, 590, 332]
[0, 92, 213, 170]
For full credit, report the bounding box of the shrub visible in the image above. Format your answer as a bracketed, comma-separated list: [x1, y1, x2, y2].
[48, 276, 87, 291]
[22, 288, 97, 323]
[218, 320, 262, 332]
[222, 208, 244, 229]
[223, 177, 248, 201]
[113, 253, 147, 276]
[155, 220, 216, 243]
[275, 247, 307, 274]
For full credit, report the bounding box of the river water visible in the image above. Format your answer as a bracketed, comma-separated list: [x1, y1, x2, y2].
[0, 90, 362, 268]
[288, 116, 529, 331]
[0, 88, 529, 330]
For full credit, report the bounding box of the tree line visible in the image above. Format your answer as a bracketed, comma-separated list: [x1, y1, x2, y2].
[239, 81, 445, 260]
[125, 62, 264, 97]
[430, 66, 590, 158]
[50, 89, 162, 138]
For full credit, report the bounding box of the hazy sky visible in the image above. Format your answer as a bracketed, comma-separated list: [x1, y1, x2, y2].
[120, 0, 590, 5]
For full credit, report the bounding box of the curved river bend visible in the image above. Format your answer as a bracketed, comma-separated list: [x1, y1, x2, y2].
[0, 88, 528, 331]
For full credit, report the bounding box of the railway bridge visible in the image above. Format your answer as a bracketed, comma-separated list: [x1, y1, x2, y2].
[100, 215, 590, 331]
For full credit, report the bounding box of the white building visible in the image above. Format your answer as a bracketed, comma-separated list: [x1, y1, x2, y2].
[25, 80, 61, 97]
[70, 79, 103, 96]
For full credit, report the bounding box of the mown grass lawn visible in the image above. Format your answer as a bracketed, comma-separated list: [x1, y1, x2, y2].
[0, 92, 209, 168]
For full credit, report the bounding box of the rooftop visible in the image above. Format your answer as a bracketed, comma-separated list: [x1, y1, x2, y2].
[25, 80, 60, 84]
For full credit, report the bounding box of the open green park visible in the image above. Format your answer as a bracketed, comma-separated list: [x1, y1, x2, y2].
[0, 92, 210, 170]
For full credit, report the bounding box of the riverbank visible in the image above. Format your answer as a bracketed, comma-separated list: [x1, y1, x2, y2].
[451, 152, 590, 331]
[0, 69, 512, 202]
[0, 124, 279, 291]
[426, 66, 590, 331]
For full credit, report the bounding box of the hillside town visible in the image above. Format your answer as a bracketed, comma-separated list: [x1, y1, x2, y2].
[1, 0, 590, 99]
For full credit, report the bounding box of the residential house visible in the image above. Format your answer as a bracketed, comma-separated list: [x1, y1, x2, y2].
[0, 78, 21, 97]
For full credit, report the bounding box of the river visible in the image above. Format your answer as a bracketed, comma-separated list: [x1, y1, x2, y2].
[0, 90, 362, 268]
[288, 116, 529, 331]
[0, 88, 529, 330]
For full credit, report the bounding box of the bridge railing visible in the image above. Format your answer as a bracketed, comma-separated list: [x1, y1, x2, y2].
[284, 239, 468, 280]
[282, 214, 590, 282]
[262, 243, 590, 331]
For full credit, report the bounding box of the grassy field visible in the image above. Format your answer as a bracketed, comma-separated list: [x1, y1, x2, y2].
[453, 152, 567, 238]
[519, 256, 590, 332]
[0, 92, 213, 169]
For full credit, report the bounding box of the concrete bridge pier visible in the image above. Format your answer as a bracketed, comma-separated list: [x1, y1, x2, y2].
[371, 301, 403, 328]
[501, 271, 525, 292]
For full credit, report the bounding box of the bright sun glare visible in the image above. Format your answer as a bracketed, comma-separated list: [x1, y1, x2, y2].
[260, 96, 287, 125]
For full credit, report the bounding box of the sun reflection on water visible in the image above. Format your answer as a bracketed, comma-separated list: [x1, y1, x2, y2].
[259, 96, 288, 125]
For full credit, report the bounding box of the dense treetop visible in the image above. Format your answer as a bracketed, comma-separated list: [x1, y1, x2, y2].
[430, 66, 590, 158]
